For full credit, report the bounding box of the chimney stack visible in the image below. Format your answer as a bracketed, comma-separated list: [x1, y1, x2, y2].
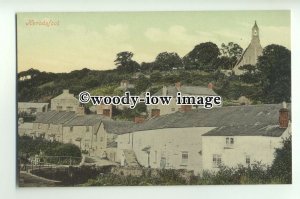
[208, 83, 213, 90]
[76, 106, 85, 115]
[279, 101, 289, 128]
[175, 82, 181, 91]
[180, 105, 192, 113]
[162, 86, 167, 96]
[63, 89, 69, 94]
[134, 116, 146, 123]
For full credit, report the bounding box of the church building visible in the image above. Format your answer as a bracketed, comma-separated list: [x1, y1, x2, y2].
[233, 21, 263, 75]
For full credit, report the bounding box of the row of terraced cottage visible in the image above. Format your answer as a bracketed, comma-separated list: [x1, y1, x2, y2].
[18, 88, 291, 175]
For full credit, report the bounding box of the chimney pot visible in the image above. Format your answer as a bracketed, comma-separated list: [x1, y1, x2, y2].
[279, 103, 289, 128]
[282, 101, 287, 109]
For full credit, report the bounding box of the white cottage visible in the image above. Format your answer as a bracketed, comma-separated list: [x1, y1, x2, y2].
[147, 82, 218, 117]
[62, 114, 104, 153]
[51, 89, 79, 112]
[32, 111, 76, 141]
[202, 104, 291, 171]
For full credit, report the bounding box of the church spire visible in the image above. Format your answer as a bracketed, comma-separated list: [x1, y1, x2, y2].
[252, 20, 259, 41]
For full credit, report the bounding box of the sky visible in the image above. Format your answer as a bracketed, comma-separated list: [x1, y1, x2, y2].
[17, 11, 290, 73]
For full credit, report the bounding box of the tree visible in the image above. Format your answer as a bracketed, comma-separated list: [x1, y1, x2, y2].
[256, 44, 291, 103]
[153, 52, 183, 71]
[219, 42, 243, 69]
[114, 51, 140, 73]
[239, 64, 260, 84]
[270, 135, 292, 183]
[140, 62, 154, 72]
[183, 42, 220, 71]
[135, 75, 152, 94]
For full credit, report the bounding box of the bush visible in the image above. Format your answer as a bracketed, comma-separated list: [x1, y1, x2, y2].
[18, 136, 82, 165]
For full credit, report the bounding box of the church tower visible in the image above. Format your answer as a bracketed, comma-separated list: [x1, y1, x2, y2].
[233, 21, 263, 75]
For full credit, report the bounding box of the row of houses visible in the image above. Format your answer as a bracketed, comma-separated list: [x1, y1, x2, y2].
[19, 101, 291, 175]
[117, 103, 291, 174]
[18, 110, 132, 161]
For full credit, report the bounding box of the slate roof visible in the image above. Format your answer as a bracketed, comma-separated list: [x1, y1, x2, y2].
[107, 141, 118, 148]
[63, 115, 104, 126]
[203, 124, 286, 137]
[153, 85, 217, 96]
[129, 103, 291, 137]
[18, 102, 49, 109]
[34, 111, 76, 124]
[51, 92, 77, 100]
[18, 122, 34, 129]
[102, 120, 134, 135]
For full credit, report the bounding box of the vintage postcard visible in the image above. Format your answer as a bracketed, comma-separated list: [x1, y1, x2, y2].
[17, 11, 291, 187]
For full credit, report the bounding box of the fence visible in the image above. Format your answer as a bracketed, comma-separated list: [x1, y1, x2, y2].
[18, 155, 82, 172]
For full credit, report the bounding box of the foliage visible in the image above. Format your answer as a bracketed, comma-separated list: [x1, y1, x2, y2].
[18, 112, 36, 122]
[85, 169, 193, 186]
[153, 52, 183, 71]
[114, 51, 140, 73]
[239, 64, 260, 84]
[256, 44, 291, 103]
[135, 75, 152, 94]
[270, 135, 292, 183]
[183, 42, 220, 71]
[219, 42, 243, 69]
[199, 162, 272, 185]
[18, 136, 81, 160]
[85, 159, 291, 186]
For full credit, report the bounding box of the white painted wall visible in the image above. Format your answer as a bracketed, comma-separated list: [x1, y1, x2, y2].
[117, 127, 215, 174]
[147, 98, 179, 116]
[202, 127, 291, 172]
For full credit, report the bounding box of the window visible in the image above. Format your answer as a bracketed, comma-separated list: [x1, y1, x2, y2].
[103, 109, 111, 117]
[213, 154, 222, 167]
[226, 137, 234, 145]
[226, 137, 229, 144]
[86, 126, 89, 132]
[181, 152, 189, 165]
[70, 126, 73, 132]
[154, 151, 158, 163]
[100, 137, 103, 142]
[57, 106, 63, 111]
[66, 106, 73, 111]
[246, 155, 251, 164]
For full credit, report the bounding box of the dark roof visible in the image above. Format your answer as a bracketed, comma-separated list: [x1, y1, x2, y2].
[107, 141, 118, 148]
[102, 120, 134, 135]
[18, 102, 49, 109]
[203, 124, 286, 137]
[154, 86, 217, 96]
[130, 103, 291, 137]
[63, 115, 104, 126]
[34, 111, 76, 124]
